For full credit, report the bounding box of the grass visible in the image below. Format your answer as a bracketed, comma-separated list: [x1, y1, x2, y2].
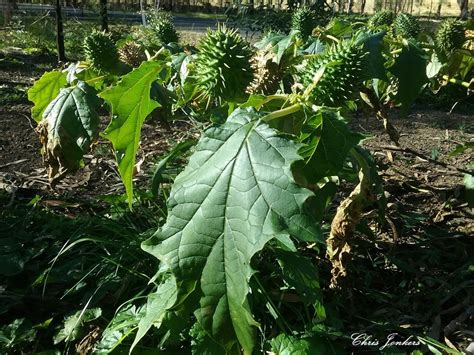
[174, 11, 226, 20]
[178, 30, 205, 46]
[0, 190, 165, 353]
[2, 163, 472, 352]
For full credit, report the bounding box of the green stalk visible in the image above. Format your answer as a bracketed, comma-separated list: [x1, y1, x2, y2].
[265, 94, 289, 101]
[85, 75, 107, 85]
[66, 75, 107, 90]
[148, 47, 166, 61]
[442, 75, 470, 88]
[228, 101, 235, 115]
[262, 103, 302, 122]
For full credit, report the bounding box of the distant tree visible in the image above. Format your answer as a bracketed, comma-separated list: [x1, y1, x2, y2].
[374, 0, 383, 12]
[348, 0, 354, 13]
[100, 0, 108, 32]
[3, 0, 16, 26]
[457, 0, 469, 18]
[55, 0, 66, 61]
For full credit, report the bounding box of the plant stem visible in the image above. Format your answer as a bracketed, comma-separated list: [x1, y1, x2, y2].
[359, 87, 400, 145]
[228, 101, 235, 115]
[262, 103, 302, 123]
[442, 75, 470, 88]
[149, 47, 165, 61]
[264, 94, 289, 103]
[85, 75, 107, 85]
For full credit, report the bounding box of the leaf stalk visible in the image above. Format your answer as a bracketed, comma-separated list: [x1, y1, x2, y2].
[262, 103, 302, 122]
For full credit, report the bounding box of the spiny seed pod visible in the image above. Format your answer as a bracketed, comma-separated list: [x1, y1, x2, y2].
[118, 41, 147, 67]
[292, 7, 317, 38]
[194, 26, 254, 103]
[296, 41, 367, 106]
[435, 19, 466, 56]
[368, 10, 395, 28]
[83, 30, 120, 73]
[247, 50, 284, 95]
[393, 13, 420, 38]
[464, 29, 474, 51]
[152, 14, 179, 44]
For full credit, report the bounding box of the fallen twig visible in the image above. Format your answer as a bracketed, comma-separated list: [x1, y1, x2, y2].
[0, 159, 28, 170]
[373, 145, 472, 175]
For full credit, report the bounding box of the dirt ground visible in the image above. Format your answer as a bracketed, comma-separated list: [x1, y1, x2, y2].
[1, 103, 472, 203]
[0, 103, 195, 200]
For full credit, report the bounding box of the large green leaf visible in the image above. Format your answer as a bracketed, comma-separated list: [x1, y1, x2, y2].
[28, 70, 68, 123]
[37, 81, 101, 183]
[355, 30, 387, 81]
[298, 109, 363, 184]
[99, 60, 165, 207]
[389, 40, 428, 114]
[142, 108, 319, 354]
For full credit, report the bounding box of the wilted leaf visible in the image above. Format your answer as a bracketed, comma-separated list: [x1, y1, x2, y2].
[327, 147, 381, 287]
[142, 108, 319, 354]
[100, 60, 165, 207]
[28, 70, 68, 123]
[37, 81, 100, 184]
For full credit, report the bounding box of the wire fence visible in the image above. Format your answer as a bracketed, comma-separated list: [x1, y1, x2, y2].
[0, 0, 470, 18]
